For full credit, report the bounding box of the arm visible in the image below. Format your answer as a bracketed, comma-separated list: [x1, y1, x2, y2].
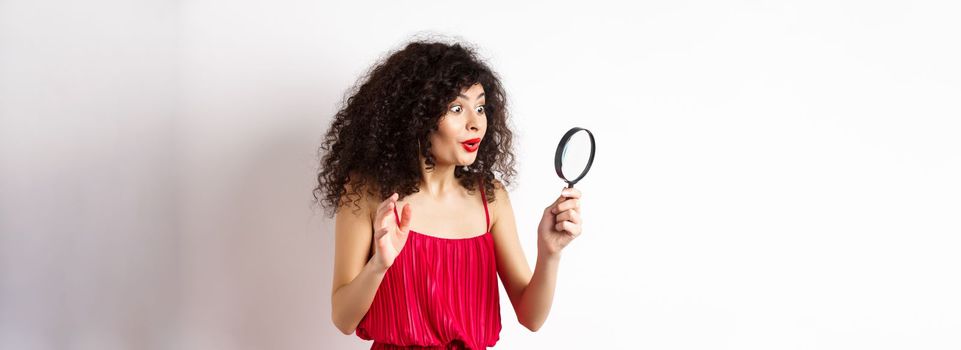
[517, 244, 562, 332]
[331, 253, 387, 335]
[330, 187, 383, 335]
[490, 181, 582, 332]
[331, 182, 413, 335]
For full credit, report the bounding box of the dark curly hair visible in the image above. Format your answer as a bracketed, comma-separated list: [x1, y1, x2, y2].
[313, 38, 517, 217]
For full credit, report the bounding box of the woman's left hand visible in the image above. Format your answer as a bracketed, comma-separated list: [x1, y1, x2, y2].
[537, 187, 583, 256]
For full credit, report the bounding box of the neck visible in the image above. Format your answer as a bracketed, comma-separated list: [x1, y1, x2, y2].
[417, 155, 463, 198]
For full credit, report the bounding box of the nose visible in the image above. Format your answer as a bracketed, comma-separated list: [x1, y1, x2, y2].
[467, 116, 480, 132]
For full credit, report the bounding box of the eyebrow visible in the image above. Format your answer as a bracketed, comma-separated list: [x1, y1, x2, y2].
[458, 92, 485, 101]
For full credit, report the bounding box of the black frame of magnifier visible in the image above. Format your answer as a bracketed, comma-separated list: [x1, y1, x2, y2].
[554, 127, 596, 188]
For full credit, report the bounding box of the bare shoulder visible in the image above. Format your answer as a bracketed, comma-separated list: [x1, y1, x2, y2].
[486, 178, 505, 204]
[338, 172, 379, 223]
[488, 179, 513, 226]
[490, 178, 510, 199]
[332, 172, 380, 293]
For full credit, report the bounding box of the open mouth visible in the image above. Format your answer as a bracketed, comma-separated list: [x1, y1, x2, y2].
[461, 138, 481, 152]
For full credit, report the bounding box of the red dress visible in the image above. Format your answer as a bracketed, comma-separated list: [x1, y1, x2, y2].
[355, 179, 502, 349]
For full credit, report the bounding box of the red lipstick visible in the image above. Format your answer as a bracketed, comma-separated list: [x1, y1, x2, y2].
[461, 138, 481, 152]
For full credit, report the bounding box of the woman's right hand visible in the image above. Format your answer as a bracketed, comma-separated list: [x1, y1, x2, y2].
[372, 193, 411, 271]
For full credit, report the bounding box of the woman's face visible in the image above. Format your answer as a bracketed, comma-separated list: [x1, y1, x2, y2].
[428, 83, 487, 167]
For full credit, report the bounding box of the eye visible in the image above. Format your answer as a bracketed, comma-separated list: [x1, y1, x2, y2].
[476, 105, 486, 114]
[450, 105, 462, 113]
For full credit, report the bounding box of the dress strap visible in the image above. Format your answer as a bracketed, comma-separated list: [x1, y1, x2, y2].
[479, 178, 490, 232]
[392, 203, 401, 227]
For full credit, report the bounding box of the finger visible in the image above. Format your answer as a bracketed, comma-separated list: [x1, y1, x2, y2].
[374, 226, 389, 240]
[375, 194, 399, 226]
[554, 220, 580, 236]
[545, 191, 566, 212]
[376, 193, 399, 218]
[378, 192, 397, 211]
[555, 209, 580, 225]
[376, 202, 400, 233]
[560, 187, 581, 199]
[398, 203, 412, 234]
[553, 198, 579, 214]
[379, 202, 395, 230]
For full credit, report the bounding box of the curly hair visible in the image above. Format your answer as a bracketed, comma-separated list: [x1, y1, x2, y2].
[313, 38, 518, 217]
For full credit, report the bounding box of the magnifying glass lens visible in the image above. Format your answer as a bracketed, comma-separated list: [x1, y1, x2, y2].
[554, 127, 596, 188]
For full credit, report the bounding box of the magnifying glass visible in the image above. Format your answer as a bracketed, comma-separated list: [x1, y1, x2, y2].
[554, 127, 596, 188]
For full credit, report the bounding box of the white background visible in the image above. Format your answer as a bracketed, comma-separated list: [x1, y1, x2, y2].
[2, 0, 959, 349]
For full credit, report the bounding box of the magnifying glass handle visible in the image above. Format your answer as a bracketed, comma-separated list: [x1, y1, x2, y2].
[567, 182, 574, 189]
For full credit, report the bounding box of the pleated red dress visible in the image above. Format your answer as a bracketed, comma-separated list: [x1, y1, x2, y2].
[355, 180, 502, 349]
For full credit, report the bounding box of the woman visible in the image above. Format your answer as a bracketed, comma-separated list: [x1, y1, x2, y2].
[314, 39, 583, 349]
